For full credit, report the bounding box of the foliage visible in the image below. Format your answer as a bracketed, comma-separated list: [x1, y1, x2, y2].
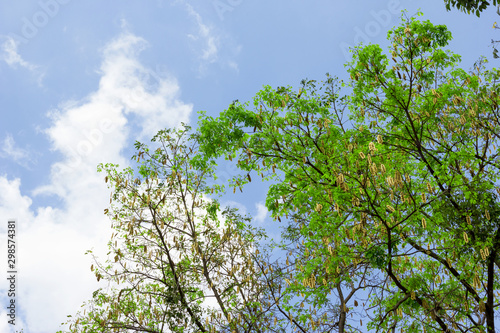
[194, 13, 500, 333]
[443, 0, 499, 17]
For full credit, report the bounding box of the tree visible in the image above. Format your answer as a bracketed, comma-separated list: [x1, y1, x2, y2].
[194, 13, 500, 333]
[58, 125, 293, 333]
[443, 0, 499, 17]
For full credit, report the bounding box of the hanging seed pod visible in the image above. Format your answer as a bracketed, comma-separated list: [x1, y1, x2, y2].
[315, 203, 323, 213]
[479, 301, 486, 313]
[380, 164, 386, 174]
[387, 205, 395, 213]
[460, 114, 466, 125]
[348, 144, 353, 152]
[377, 135, 383, 144]
[297, 88, 303, 98]
[422, 218, 427, 229]
[485, 209, 491, 221]
[394, 171, 402, 184]
[411, 291, 416, 300]
[359, 152, 366, 159]
[338, 173, 345, 183]
[421, 193, 427, 203]
[466, 215, 471, 224]
[473, 275, 480, 289]
[463, 231, 469, 243]
[370, 163, 378, 175]
[386, 176, 394, 187]
[480, 249, 486, 260]
[369, 142, 376, 152]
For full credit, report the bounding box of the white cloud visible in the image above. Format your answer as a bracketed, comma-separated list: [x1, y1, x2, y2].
[253, 201, 268, 224]
[220, 199, 248, 216]
[0, 36, 45, 85]
[0, 30, 193, 333]
[0, 134, 36, 169]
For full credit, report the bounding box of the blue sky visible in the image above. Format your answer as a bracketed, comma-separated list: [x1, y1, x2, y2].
[0, 0, 499, 332]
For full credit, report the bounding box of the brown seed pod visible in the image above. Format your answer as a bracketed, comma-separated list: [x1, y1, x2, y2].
[480, 249, 486, 260]
[338, 173, 345, 183]
[315, 203, 323, 213]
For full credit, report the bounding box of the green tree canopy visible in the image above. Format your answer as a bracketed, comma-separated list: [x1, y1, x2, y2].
[194, 12, 500, 333]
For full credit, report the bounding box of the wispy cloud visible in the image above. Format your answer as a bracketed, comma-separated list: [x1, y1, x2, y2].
[185, 3, 219, 74]
[0, 29, 192, 333]
[0, 134, 36, 169]
[180, 3, 241, 75]
[0, 36, 45, 85]
[0, 36, 36, 70]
